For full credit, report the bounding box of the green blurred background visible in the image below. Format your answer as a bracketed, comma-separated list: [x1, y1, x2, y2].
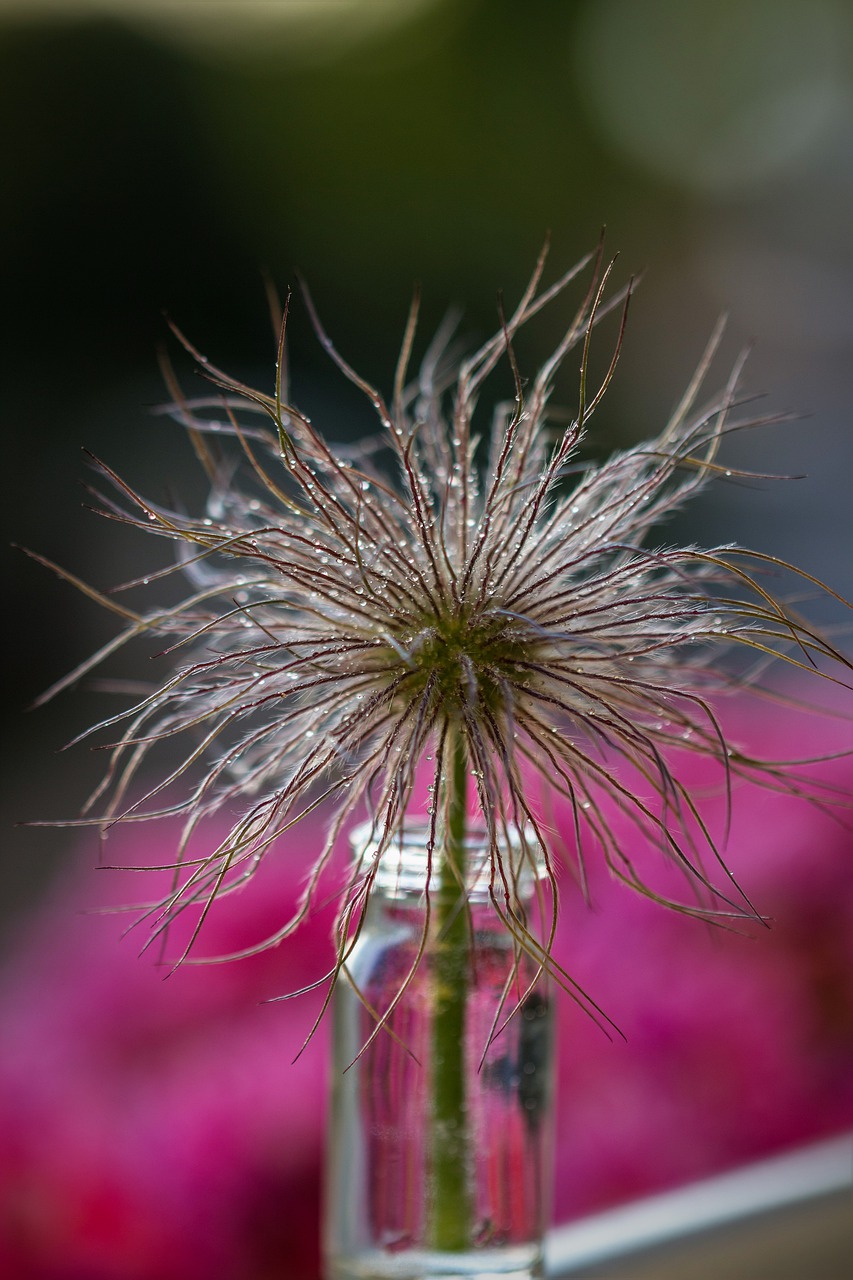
[3, 0, 853, 938]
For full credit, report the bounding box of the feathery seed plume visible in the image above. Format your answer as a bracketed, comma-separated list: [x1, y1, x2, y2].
[29, 243, 851, 1026]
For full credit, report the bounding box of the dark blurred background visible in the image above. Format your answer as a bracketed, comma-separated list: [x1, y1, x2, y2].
[4, 0, 853, 932]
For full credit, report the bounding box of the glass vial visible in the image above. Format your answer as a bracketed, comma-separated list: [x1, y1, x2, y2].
[323, 823, 554, 1280]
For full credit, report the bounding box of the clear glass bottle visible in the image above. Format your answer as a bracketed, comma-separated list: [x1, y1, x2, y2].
[324, 823, 554, 1280]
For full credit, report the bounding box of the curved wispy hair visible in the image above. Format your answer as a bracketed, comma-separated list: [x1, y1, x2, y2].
[31, 244, 850, 1020]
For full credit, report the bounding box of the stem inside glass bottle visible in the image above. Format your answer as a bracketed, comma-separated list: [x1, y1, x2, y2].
[428, 726, 472, 1250]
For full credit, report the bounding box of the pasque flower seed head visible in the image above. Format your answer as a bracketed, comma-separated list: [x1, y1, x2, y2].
[29, 242, 851, 1022]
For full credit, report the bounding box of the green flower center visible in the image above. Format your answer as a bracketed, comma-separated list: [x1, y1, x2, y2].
[402, 609, 526, 716]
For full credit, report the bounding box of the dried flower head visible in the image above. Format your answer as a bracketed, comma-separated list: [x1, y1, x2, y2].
[30, 243, 850, 1020]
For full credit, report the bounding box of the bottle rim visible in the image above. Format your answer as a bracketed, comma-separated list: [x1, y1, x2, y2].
[348, 818, 545, 898]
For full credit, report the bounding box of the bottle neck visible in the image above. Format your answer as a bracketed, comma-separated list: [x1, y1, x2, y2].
[349, 819, 543, 906]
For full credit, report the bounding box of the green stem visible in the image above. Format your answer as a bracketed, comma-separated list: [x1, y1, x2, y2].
[428, 725, 472, 1251]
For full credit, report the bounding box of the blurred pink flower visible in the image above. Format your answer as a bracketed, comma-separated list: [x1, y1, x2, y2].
[0, 816, 337, 1280]
[550, 695, 853, 1216]
[1, 697, 851, 1276]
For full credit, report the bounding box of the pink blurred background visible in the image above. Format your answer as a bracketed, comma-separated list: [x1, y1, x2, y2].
[2, 695, 850, 1278]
